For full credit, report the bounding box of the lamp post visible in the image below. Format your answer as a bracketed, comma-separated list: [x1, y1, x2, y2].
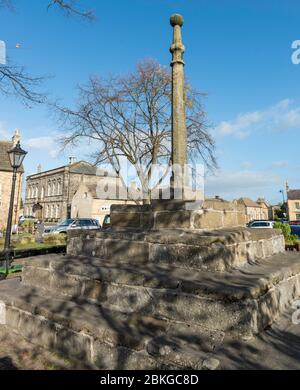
[3, 141, 27, 275]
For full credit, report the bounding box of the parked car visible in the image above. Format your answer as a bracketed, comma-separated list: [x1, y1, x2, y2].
[102, 215, 111, 230]
[289, 221, 300, 225]
[45, 218, 101, 234]
[248, 220, 275, 229]
[290, 224, 300, 238]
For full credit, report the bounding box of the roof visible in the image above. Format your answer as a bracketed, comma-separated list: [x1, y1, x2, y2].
[0, 141, 24, 173]
[27, 160, 116, 179]
[86, 182, 130, 201]
[237, 197, 261, 208]
[256, 198, 270, 207]
[287, 190, 300, 201]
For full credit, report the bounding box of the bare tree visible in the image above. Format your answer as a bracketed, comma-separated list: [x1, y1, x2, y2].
[0, 64, 46, 104]
[47, 0, 95, 20]
[0, 0, 95, 104]
[0, 0, 95, 19]
[55, 59, 217, 202]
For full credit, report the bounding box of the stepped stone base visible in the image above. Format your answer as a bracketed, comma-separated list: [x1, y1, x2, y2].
[111, 199, 247, 231]
[0, 220, 299, 369]
[67, 227, 285, 272]
[1, 246, 300, 369]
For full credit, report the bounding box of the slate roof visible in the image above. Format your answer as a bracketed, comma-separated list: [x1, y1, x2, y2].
[0, 141, 24, 173]
[27, 160, 116, 179]
[287, 190, 300, 201]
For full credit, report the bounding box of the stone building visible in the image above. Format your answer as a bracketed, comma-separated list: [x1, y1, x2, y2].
[0, 130, 24, 231]
[256, 198, 272, 220]
[71, 181, 137, 224]
[24, 159, 133, 224]
[287, 189, 300, 221]
[237, 197, 268, 222]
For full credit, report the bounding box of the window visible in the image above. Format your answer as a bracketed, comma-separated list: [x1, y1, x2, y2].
[47, 182, 51, 196]
[296, 202, 300, 210]
[56, 204, 60, 219]
[296, 214, 300, 221]
[52, 180, 56, 196]
[57, 179, 62, 195]
[251, 222, 269, 227]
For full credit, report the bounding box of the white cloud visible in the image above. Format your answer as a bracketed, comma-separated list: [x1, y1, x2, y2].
[271, 160, 289, 168]
[213, 99, 300, 138]
[24, 135, 59, 158]
[205, 169, 281, 201]
[25, 136, 55, 149]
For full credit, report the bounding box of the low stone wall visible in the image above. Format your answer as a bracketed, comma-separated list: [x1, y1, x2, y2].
[110, 200, 247, 231]
[67, 228, 284, 271]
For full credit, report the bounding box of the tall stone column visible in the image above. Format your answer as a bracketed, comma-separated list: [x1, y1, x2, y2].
[170, 14, 187, 197]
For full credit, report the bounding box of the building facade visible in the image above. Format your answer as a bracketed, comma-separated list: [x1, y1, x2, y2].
[71, 181, 136, 224]
[237, 197, 269, 223]
[24, 160, 132, 224]
[287, 190, 300, 221]
[0, 130, 24, 232]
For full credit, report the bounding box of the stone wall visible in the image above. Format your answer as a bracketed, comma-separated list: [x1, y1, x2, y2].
[67, 227, 285, 272]
[0, 171, 22, 231]
[110, 199, 247, 231]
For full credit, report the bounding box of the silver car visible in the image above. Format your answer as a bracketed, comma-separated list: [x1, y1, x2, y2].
[46, 218, 101, 234]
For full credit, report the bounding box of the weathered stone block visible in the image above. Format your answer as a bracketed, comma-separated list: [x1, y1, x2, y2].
[105, 239, 149, 262]
[193, 210, 223, 229]
[22, 267, 51, 289]
[223, 211, 238, 228]
[51, 273, 83, 297]
[155, 210, 191, 229]
[6, 307, 20, 329]
[111, 212, 141, 229]
[56, 327, 92, 361]
[18, 311, 56, 349]
[92, 341, 157, 369]
[82, 280, 103, 301]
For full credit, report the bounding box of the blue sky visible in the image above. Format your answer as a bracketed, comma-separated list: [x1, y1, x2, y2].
[1, 0, 300, 204]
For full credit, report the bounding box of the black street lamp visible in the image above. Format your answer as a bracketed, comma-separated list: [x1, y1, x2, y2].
[3, 141, 27, 275]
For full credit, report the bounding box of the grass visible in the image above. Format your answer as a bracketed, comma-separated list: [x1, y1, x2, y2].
[0, 264, 23, 275]
[0, 242, 65, 251]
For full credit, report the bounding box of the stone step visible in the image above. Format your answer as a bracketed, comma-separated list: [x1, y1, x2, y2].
[67, 228, 285, 271]
[20, 252, 300, 337]
[0, 279, 221, 369]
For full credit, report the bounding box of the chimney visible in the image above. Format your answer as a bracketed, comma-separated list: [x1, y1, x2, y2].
[37, 164, 42, 173]
[12, 129, 21, 146]
[69, 156, 77, 165]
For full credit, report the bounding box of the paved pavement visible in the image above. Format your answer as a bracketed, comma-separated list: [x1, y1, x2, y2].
[215, 307, 300, 369]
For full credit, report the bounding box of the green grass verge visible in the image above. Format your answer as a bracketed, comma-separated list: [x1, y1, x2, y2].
[0, 264, 23, 275]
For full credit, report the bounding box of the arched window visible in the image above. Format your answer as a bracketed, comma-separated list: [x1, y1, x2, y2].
[57, 179, 62, 195]
[52, 180, 56, 196]
[47, 182, 51, 196]
[35, 184, 38, 198]
[56, 204, 60, 219]
[51, 204, 55, 218]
